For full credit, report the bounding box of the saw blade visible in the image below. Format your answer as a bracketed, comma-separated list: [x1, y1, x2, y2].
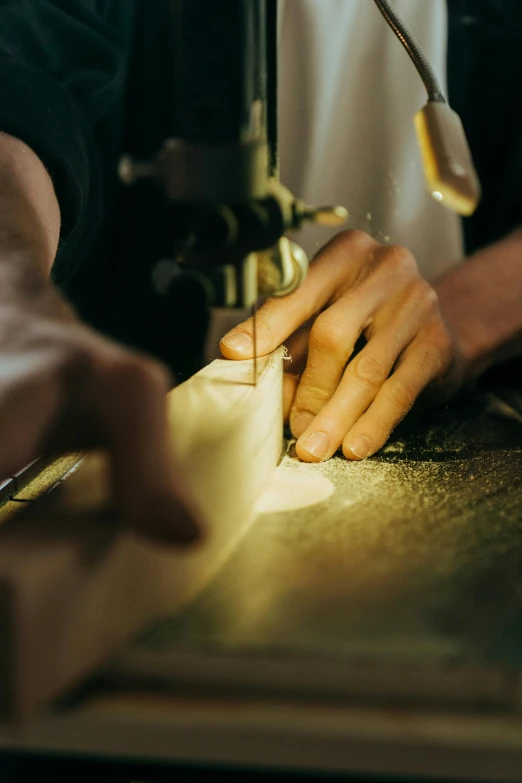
[252, 301, 258, 386]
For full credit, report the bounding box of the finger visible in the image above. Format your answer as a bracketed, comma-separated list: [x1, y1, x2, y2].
[284, 321, 312, 374]
[283, 373, 300, 422]
[289, 269, 407, 437]
[279, 323, 312, 421]
[91, 354, 203, 545]
[294, 287, 436, 462]
[220, 230, 377, 359]
[342, 330, 453, 460]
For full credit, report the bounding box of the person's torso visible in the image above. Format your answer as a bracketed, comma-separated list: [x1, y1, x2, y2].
[278, 0, 464, 281]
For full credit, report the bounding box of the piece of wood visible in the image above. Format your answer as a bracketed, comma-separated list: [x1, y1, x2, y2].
[0, 350, 284, 723]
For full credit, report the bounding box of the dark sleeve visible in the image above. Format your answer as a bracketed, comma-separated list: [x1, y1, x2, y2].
[0, 0, 133, 282]
[447, 0, 522, 255]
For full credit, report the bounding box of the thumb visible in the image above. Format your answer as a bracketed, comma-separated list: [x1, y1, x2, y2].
[220, 316, 259, 359]
[220, 299, 294, 359]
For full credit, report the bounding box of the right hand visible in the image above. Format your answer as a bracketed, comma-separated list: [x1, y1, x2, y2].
[0, 281, 202, 545]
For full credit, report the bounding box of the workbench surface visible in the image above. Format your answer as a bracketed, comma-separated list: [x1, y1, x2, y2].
[123, 385, 522, 683]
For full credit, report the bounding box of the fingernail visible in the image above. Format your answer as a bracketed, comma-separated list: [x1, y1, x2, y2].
[134, 495, 203, 546]
[346, 434, 371, 460]
[171, 497, 205, 544]
[298, 431, 331, 460]
[220, 332, 252, 355]
[291, 412, 315, 437]
[171, 512, 202, 545]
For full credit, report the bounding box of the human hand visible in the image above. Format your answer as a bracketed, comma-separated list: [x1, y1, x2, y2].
[0, 279, 202, 544]
[221, 230, 464, 462]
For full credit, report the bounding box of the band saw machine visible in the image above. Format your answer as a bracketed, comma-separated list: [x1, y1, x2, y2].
[4, 4, 521, 783]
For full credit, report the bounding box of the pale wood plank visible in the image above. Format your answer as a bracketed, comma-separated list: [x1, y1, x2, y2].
[0, 349, 284, 722]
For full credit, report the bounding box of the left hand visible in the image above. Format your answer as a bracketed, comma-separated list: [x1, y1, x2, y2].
[220, 230, 465, 462]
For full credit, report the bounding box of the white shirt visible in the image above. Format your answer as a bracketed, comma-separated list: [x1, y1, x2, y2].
[278, 0, 464, 281]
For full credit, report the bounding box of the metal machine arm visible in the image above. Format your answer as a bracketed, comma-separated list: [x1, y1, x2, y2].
[119, 0, 347, 311]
